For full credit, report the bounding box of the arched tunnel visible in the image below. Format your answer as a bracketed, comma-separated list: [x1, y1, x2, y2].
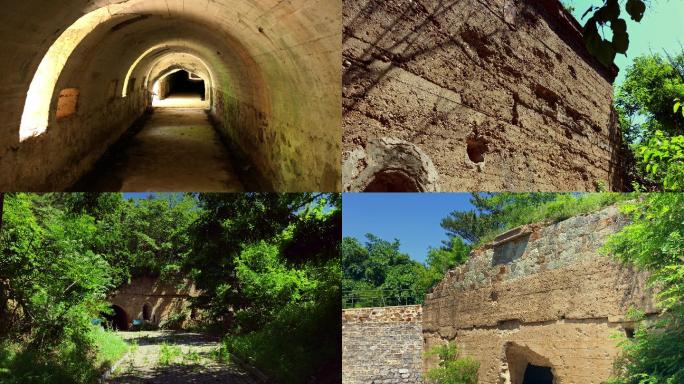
[0, 0, 341, 191]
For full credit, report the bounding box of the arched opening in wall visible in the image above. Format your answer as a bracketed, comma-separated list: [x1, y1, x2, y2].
[504, 342, 554, 384]
[153, 70, 207, 108]
[103, 305, 129, 331]
[363, 170, 421, 192]
[142, 303, 151, 321]
[522, 364, 554, 384]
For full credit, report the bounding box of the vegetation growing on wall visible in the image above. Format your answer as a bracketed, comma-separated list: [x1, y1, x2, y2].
[0, 192, 341, 384]
[424, 342, 479, 384]
[343, 193, 629, 308]
[603, 193, 684, 383]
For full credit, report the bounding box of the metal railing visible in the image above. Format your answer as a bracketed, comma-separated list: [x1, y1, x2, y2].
[342, 288, 423, 308]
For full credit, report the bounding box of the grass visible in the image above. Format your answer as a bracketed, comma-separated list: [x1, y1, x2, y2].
[158, 343, 183, 366]
[90, 326, 129, 369]
[0, 326, 128, 384]
[476, 193, 633, 246]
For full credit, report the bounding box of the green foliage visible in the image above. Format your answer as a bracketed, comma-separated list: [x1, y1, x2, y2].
[441, 193, 627, 247]
[616, 54, 684, 143]
[636, 131, 684, 190]
[614, 52, 684, 190]
[440, 193, 560, 244]
[0, 326, 127, 384]
[342, 235, 431, 307]
[603, 194, 684, 383]
[187, 193, 341, 383]
[1, 192, 340, 384]
[158, 343, 183, 366]
[159, 312, 187, 330]
[581, 0, 646, 67]
[425, 342, 479, 384]
[674, 98, 684, 117]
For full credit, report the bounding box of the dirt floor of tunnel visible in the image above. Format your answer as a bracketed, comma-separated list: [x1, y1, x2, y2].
[75, 105, 244, 192]
[106, 330, 260, 384]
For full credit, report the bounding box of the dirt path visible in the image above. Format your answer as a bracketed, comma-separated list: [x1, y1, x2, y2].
[80, 103, 244, 192]
[106, 331, 259, 384]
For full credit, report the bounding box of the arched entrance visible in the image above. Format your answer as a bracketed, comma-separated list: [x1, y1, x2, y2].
[142, 303, 151, 321]
[522, 364, 554, 384]
[103, 305, 129, 331]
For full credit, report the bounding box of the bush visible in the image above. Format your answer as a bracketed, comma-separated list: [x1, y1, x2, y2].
[425, 342, 479, 384]
[0, 326, 127, 384]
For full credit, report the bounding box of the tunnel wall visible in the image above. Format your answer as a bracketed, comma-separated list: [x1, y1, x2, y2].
[108, 276, 198, 329]
[342, 305, 423, 384]
[208, 0, 341, 191]
[343, 0, 624, 191]
[0, 0, 341, 192]
[422, 206, 658, 383]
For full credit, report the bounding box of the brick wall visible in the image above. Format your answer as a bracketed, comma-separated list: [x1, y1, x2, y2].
[342, 305, 424, 384]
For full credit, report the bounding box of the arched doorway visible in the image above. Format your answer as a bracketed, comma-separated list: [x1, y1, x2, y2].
[103, 305, 129, 331]
[522, 364, 554, 384]
[142, 303, 151, 321]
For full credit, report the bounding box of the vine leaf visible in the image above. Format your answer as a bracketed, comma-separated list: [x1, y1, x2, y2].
[626, 0, 646, 22]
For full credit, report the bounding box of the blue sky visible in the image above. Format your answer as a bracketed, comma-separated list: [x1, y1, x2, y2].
[567, 0, 684, 85]
[342, 193, 475, 264]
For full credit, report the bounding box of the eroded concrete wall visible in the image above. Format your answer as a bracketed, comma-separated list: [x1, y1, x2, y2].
[342, 305, 423, 384]
[343, 0, 624, 191]
[109, 276, 198, 328]
[423, 206, 657, 383]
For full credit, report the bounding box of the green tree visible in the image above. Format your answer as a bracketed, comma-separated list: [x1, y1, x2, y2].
[616, 54, 684, 143]
[440, 193, 560, 244]
[603, 193, 684, 383]
[615, 52, 684, 190]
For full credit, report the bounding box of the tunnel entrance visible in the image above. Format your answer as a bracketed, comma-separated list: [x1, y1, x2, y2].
[363, 170, 421, 192]
[167, 70, 205, 100]
[103, 305, 129, 331]
[522, 364, 554, 383]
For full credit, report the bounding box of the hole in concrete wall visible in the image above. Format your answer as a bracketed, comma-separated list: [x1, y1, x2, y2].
[625, 327, 635, 338]
[56, 88, 79, 120]
[104, 305, 129, 331]
[363, 170, 420, 192]
[522, 364, 554, 384]
[466, 136, 488, 163]
[142, 303, 151, 321]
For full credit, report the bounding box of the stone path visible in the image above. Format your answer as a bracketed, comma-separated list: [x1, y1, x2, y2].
[106, 331, 259, 384]
[78, 98, 244, 192]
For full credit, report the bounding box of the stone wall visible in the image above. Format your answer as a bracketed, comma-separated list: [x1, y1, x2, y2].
[342, 305, 423, 384]
[423, 206, 658, 383]
[109, 276, 198, 329]
[343, 0, 624, 192]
